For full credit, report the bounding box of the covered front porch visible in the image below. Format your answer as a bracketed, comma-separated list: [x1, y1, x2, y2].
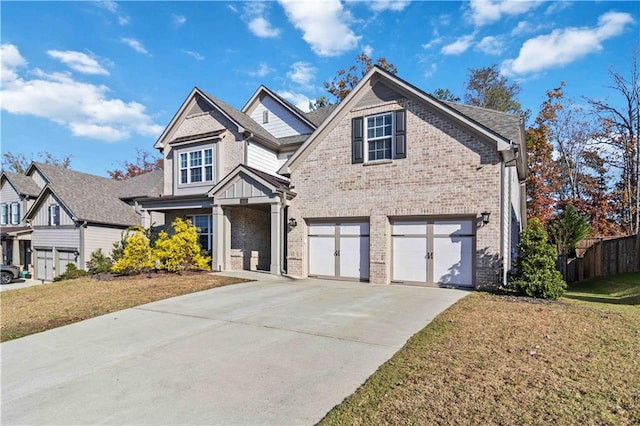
[209, 165, 295, 276]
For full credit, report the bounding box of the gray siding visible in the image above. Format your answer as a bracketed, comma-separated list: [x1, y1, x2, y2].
[33, 227, 80, 249]
[249, 96, 313, 138]
[1, 181, 21, 204]
[246, 142, 287, 175]
[32, 193, 75, 226]
[83, 226, 126, 265]
[28, 169, 48, 188]
[219, 175, 271, 200]
[354, 81, 403, 109]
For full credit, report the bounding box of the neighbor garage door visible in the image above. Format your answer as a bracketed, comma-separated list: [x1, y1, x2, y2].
[36, 249, 54, 282]
[57, 250, 78, 276]
[308, 222, 369, 281]
[392, 219, 474, 287]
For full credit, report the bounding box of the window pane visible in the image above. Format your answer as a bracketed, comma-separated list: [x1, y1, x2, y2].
[205, 165, 213, 181]
[367, 117, 375, 127]
[368, 138, 392, 161]
[191, 168, 202, 182]
[190, 151, 202, 167]
[180, 153, 187, 168]
[181, 169, 188, 184]
[204, 149, 212, 165]
[367, 128, 374, 138]
[198, 234, 209, 250]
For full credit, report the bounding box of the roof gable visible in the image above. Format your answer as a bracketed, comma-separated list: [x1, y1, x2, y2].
[280, 66, 518, 175]
[1, 171, 41, 197]
[243, 85, 316, 131]
[208, 164, 290, 199]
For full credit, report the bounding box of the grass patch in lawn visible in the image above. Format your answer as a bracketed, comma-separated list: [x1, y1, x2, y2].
[320, 273, 640, 425]
[0, 273, 248, 342]
[564, 272, 640, 312]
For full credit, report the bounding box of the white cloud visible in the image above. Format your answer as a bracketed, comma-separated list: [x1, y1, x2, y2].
[47, 50, 109, 75]
[1, 44, 162, 142]
[502, 11, 635, 75]
[1, 44, 28, 82]
[467, 0, 541, 26]
[422, 37, 443, 50]
[279, 0, 360, 56]
[95, 1, 118, 13]
[248, 62, 274, 77]
[173, 14, 187, 27]
[277, 90, 311, 112]
[248, 17, 281, 38]
[244, 2, 280, 38]
[476, 36, 504, 55]
[182, 50, 204, 61]
[287, 61, 316, 87]
[545, 1, 572, 16]
[228, 4, 238, 13]
[368, 0, 410, 12]
[120, 38, 149, 55]
[362, 45, 373, 57]
[441, 34, 475, 55]
[424, 63, 437, 78]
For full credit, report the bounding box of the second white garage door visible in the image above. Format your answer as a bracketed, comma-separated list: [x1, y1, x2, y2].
[308, 222, 369, 281]
[392, 219, 474, 287]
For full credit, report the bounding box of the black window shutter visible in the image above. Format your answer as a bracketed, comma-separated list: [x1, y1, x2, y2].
[394, 109, 406, 159]
[352, 117, 364, 164]
[48, 206, 52, 226]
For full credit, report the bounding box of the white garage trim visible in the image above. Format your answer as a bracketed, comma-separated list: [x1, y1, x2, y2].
[391, 218, 475, 287]
[308, 220, 369, 282]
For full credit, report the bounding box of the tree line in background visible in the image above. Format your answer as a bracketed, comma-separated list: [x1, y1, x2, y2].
[3, 52, 637, 242]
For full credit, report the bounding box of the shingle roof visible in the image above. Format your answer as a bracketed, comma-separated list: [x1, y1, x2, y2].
[305, 104, 339, 127]
[276, 134, 310, 146]
[243, 165, 290, 190]
[443, 101, 523, 145]
[198, 89, 280, 145]
[2, 171, 41, 197]
[114, 169, 164, 199]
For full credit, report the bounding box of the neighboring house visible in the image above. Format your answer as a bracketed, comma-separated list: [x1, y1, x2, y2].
[0, 171, 41, 268]
[0, 163, 164, 281]
[136, 66, 527, 287]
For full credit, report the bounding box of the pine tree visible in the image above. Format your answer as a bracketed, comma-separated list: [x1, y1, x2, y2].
[509, 218, 566, 300]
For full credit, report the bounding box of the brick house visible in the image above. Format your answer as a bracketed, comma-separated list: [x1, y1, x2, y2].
[138, 66, 527, 287]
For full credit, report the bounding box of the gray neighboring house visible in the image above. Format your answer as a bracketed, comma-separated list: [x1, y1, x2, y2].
[0, 171, 42, 269]
[137, 66, 527, 287]
[14, 163, 164, 281]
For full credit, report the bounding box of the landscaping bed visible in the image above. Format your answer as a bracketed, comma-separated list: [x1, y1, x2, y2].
[320, 273, 640, 425]
[0, 272, 248, 342]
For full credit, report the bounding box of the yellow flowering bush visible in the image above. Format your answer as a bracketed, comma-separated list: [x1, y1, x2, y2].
[154, 218, 211, 273]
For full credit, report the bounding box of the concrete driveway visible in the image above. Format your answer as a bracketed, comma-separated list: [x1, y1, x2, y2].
[1, 274, 468, 425]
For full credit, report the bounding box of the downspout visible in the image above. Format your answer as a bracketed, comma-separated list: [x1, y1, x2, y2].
[280, 193, 288, 275]
[500, 161, 507, 287]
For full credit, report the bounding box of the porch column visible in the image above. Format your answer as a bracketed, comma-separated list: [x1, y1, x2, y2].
[270, 202, 282, 275]
[212, 204, 224, 272]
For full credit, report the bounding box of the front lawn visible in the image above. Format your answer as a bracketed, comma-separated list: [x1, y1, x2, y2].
[320, 273, 640, 425]
[0, 273, 248, 342]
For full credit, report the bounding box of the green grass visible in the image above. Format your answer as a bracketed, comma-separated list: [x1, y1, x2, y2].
[319, 273, 640, 425]
[564, 272, 640, 312]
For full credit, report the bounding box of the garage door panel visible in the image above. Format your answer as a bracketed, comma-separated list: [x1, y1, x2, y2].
[309, 237, 335, 276]
[392, 236, 427, 283]
[433, 236, 473, 286]
[340, 236, 369, 279]
[37, 250, 53, 281]
[392, 221, 427, 235]
[308, 223, 335, 235]
[340, 222, 369, 236]
[433, 220, 474, 236]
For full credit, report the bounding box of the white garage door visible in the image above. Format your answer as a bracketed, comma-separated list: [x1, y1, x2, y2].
[36, 249, 54, 282]
[309, 222, 369, 281]
[392, 219, 474, 287]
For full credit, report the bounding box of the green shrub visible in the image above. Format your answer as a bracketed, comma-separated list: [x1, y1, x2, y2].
[111, 230, 154, 275]
[86, 249, 113, 274]
[547, 204, 589, 257]
[154, 218, 211, 273]
[53, 263, 90, 282]
[508, 218, 567, 300]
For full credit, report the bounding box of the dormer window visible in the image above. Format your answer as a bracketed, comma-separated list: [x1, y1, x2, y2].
[180, 148, 214, 184]
[49, 205, 60, 226]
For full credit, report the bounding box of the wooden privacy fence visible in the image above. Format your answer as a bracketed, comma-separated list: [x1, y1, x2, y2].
[557, 234, 639, 282]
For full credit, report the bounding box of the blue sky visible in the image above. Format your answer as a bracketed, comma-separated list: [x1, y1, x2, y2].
[1, 0, 638, 177]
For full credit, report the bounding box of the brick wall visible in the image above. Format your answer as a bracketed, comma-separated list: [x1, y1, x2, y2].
[287, 98, 502, 286]
[228, 206, 271, 271]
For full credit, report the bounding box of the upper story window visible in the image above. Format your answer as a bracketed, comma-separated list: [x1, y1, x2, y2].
[352, 109, 406, 164]
[366, 113, 393, 161]
[0, 204, 7, 225]
[10, 202, 20, 225]
[180, 148, 213, 184]
[49, 205, 60, 226]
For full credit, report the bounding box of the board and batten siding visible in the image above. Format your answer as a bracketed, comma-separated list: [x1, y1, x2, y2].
[32, 228, 80, 249]
[249, 96, 313, 138]
[0, 181, 21, 204]
[83, 226, 126, 263]
[247, 142, 287, 175]
[31, 193, 75, 226]
[28, 169, 48, 189]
